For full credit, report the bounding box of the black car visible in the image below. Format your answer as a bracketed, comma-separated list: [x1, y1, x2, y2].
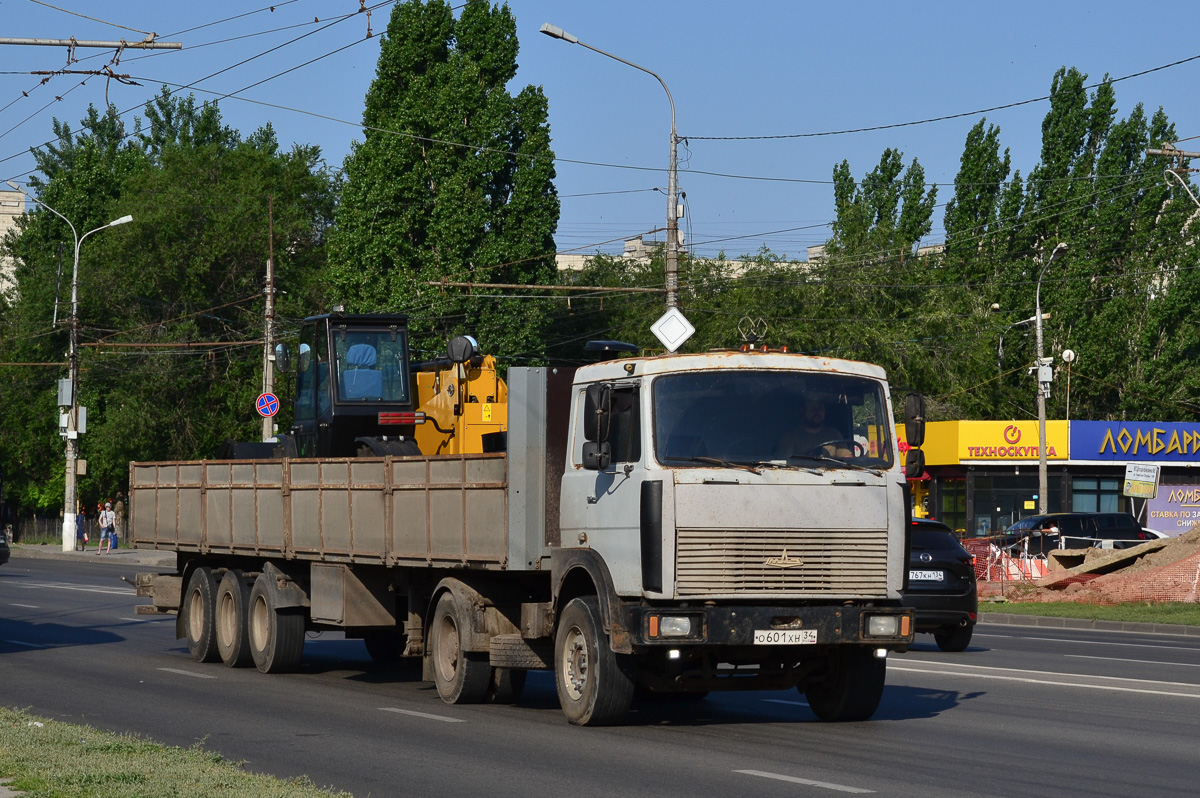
[1001, 512, 1157, 555]
[0, 525, 9, 565]
[902, 519, 977, 652]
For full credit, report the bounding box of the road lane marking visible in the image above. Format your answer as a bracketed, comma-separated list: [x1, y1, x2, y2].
[5, 640, 47, 648]
[1066, 654, 1200, 668]
[10, 604, 38, 609]
[119, 617, 169, 623]
[763, 699, 809, 707]
[891, 663, 1200, 699]
[157, 668, 218, 680]
[16, 581, 133, 596]
[901, 658, 1200, 686]
[975, 632, 1200, 653]
[735, 770, 874, 794]
[378, 707, 464, 723]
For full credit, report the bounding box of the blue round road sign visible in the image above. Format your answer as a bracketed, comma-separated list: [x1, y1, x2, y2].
[256, 392, 280, 417]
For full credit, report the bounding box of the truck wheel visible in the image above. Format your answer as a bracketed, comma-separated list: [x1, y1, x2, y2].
[803, 647, 886, 722]
[216, 569, 253, 667]
[183, 567, 220, 663]
[248, 572, 305, 673]
[429, 592, 490, 704]
[555, 596, 634, 726]
[934, 625, 973, 652]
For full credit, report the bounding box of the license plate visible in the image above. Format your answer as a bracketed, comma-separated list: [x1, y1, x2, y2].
[909, 569, 944, 582]
[753, 629, 818, 645]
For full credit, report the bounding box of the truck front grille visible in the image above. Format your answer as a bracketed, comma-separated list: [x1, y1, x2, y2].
[675, 528, 889, 597]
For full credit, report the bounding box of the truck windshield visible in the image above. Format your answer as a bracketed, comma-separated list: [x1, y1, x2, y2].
[653, 370, 894, 469]
[334, 330, 410, 403]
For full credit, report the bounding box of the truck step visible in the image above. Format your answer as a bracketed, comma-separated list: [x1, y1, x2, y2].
[489, 634, 552, 670]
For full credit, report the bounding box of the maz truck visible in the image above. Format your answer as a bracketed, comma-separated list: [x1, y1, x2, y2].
[132, 312, 920, 725]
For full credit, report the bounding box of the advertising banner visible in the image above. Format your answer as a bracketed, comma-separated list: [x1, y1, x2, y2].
[1071, 421, 1200, 464]
[1145, 485, 1200, 536]
[954, 420, 1068, 462]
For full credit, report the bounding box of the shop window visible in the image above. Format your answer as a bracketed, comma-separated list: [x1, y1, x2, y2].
[939, 480, 966, 535]
[1073, 478, 1120, 513]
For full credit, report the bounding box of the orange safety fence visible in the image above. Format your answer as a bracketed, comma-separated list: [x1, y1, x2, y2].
[961, 536, 1049, 582]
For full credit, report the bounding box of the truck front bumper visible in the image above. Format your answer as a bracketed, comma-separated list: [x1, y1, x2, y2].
[626, 603, 913, 649]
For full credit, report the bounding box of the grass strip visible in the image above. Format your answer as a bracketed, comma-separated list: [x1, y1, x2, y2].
[980, 600, 1200, 626]
[0, 707, 351, 798]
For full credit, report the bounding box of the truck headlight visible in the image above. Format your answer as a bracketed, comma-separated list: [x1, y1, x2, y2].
[647, 614, 696, 639]
[658, 616, 692, 637]
[866, 615, 899, 637]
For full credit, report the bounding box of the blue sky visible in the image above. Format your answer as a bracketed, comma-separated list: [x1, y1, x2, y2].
[2, 1, 1197, 260]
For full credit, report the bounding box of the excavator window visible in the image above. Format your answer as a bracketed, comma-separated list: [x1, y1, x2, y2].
[333, 330, 410, 404]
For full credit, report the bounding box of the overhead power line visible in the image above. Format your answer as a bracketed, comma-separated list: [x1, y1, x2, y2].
[686, 52, 1200, 141]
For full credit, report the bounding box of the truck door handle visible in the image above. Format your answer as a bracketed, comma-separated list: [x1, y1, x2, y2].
[587, 495, 597, 504]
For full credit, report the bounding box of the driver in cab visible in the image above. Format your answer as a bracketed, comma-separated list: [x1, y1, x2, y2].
[778, 397, 853, 459]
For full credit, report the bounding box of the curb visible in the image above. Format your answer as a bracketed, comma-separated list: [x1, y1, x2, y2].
[979, 611, 1200, 637]
[10, 543, 174, 568]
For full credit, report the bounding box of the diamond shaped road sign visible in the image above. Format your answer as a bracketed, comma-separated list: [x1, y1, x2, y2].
[650, 307, 695, 353]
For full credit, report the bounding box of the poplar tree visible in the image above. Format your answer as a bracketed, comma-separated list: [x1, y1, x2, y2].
[328, 0, 559, 361]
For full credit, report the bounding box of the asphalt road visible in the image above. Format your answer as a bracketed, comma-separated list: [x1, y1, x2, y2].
[2, 554, 1199, 797]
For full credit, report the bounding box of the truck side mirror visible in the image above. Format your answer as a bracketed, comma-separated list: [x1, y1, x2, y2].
[905, 448, 925, 479]
[904, 392, 926, 448]
[274, 343, 292, 373]
[583, 383, 612, 443]
[582, 441, 611, 471]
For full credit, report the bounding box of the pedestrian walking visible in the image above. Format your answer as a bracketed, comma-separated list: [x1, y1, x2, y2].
[98, 502, 116, 554]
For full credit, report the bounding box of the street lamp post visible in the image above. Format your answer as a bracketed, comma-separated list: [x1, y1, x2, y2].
[1035, 242, 1068, 515]
[540, 23, 680, 309]
[7, 180, 131, 551]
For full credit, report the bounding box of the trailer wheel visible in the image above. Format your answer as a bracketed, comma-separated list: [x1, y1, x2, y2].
[248, 573, 305, 673]
[429, 592, 490, 704]
[216, 569, 253, 667]
[555, 596, 634, 726]
[803, 647, 886, 722]
[183, 567, 219, 663]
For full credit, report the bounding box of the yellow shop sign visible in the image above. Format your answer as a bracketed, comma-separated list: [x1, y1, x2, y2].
[900, 421, 1069, 466]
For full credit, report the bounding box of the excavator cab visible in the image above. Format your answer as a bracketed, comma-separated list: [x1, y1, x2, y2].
[280, 313, 416, 457]
[275, 313, 508, 459]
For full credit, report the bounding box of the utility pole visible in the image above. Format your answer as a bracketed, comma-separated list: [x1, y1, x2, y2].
[1035, 243, 1068, 515]
[262, 197, 276, 442]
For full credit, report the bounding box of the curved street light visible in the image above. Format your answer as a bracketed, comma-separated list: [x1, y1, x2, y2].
[540, 23, 680, 309]
[6, 179, 132, 551]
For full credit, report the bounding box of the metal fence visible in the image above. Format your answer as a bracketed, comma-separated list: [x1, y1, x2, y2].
[9, 516, 104, 544]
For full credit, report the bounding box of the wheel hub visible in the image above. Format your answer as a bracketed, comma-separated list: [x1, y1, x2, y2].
[437, 617, 461, 683]
[563, 628, 588, 701]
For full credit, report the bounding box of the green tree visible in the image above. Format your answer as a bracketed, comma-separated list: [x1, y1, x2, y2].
[827, 148, 937, 261]
[328, 0, 559, 362]
[0, 90, 334, 513]
[943, 119, 1011, 275]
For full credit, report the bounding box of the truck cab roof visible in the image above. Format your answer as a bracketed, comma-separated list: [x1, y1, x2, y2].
[572, 350, 889, 384]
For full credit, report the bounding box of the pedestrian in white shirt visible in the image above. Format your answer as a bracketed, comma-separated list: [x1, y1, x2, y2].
[98, 502, 116, 554]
